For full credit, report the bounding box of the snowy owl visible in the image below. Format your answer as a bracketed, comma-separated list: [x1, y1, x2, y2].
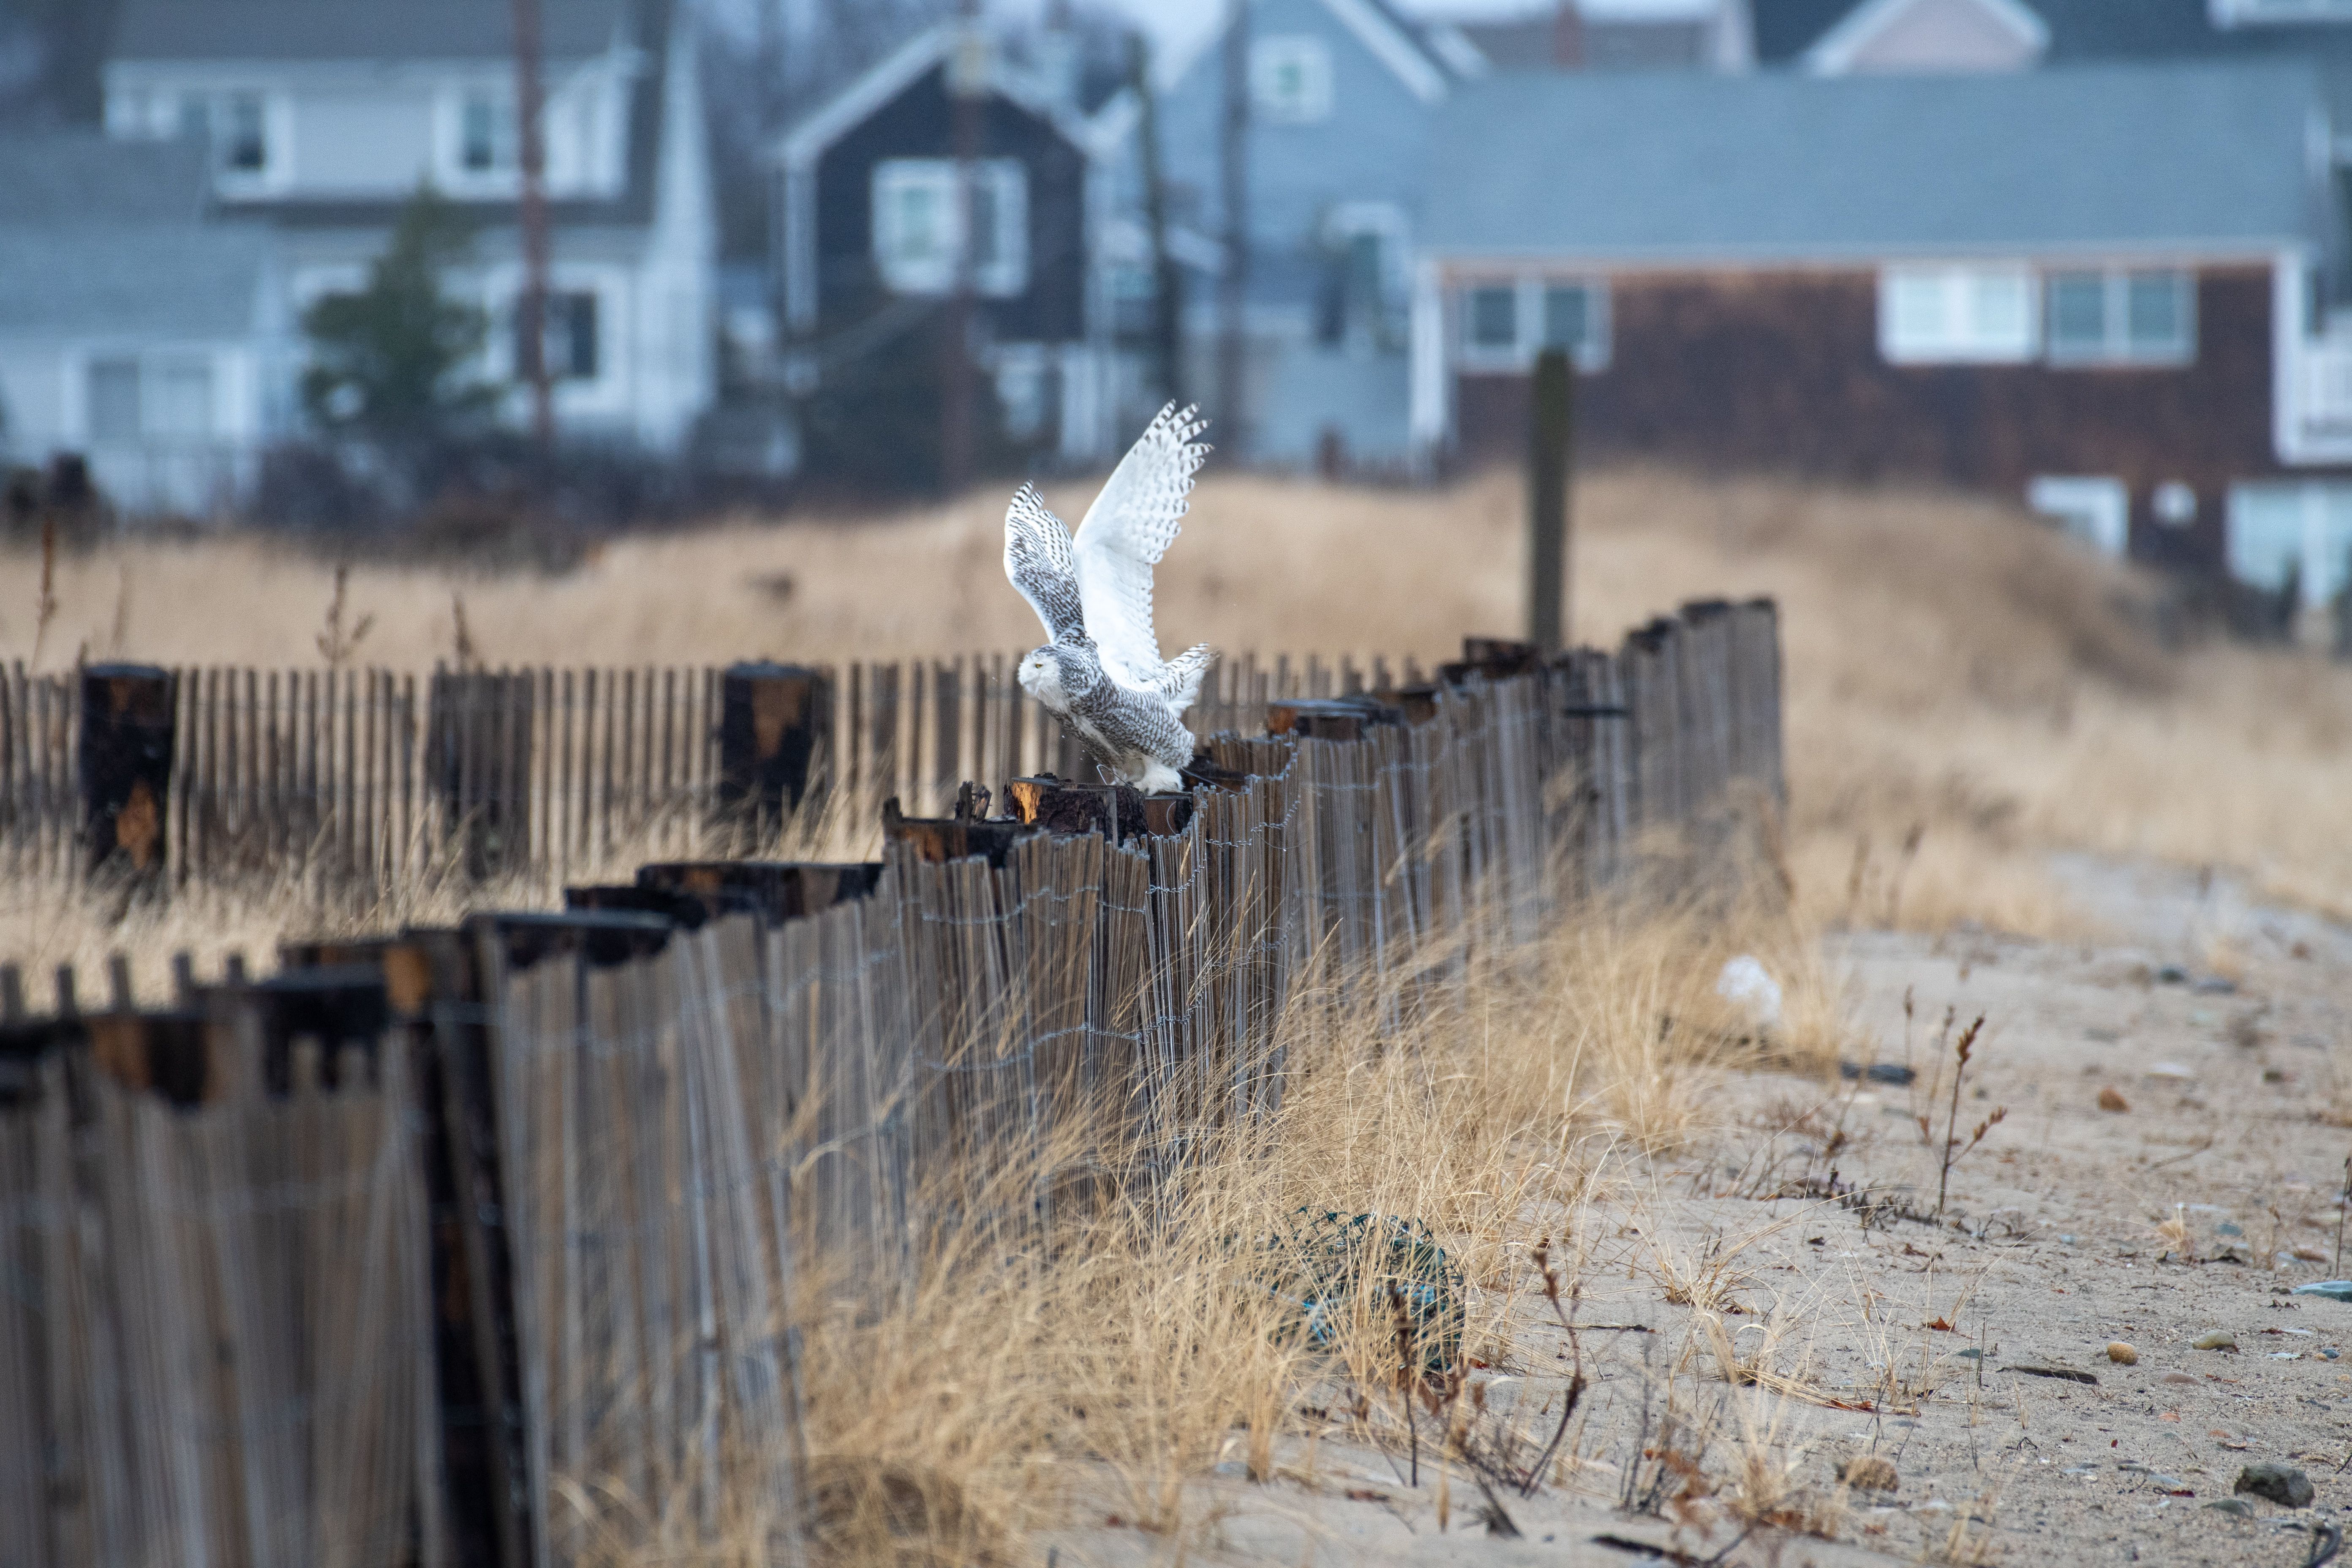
[1004, 403, 1217, 795]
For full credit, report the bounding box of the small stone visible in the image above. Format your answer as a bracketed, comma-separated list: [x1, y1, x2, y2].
[2149, 1062, 2194, 1081]
[2292, 1281, 2352, 1302]
[2194, 1331, 2238, 1350]
[2107, 1341, 2139, 1364]
[1840, 1455, 1899, 1492]
[2234, 1464, 2314, 1508]
[2216, 1222, 2245, 1237]
[2161, 1372, 2200, 1384]
[2204, 1498, 2255, 1517]
[2098, 1086, 2131, 1113]
[2158, 964, 2190, 984]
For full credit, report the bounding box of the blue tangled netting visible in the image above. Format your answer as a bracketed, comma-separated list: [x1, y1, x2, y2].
[1265, 1207, 1465, 1373]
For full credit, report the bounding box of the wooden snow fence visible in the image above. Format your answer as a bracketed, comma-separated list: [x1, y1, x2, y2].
[0, 598, 1786, 1568]
[0, 972, 440, 1568]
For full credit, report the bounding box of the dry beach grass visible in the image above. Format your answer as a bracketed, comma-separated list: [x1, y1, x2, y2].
[6, 467, 2352, 1564]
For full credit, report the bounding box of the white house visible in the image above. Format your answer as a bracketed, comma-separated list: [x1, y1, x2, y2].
[0, 135, 292, 517]
[99, 0, 715, 461]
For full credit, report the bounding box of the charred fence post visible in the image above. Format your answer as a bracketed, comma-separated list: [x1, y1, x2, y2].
[280, 928, 532, 1568]
[428, 670, 535, 881]
[78, 663, 175, 884]
[717, 663, 831, 841]
[1527, 346, 1574, 655]
[1002, 776, 1196, 841]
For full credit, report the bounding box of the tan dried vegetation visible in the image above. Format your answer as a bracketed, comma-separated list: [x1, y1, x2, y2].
[3, 463, 2347, 1560]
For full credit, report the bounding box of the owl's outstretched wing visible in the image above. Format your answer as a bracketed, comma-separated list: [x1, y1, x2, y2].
[1072, 403, 1209, 691]
[1152, 642, 1215, 713]
[1004, 483, 1084, 642]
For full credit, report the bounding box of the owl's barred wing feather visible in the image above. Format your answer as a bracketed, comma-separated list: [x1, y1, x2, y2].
[1003, 484, 1085, 643]
[1073, 402, 1209, 691]
[1152, 642, 1215, 713]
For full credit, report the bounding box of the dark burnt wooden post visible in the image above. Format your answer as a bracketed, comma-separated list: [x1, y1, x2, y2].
[1003, 777, 1196, 841]
[79, 663, 176, 882]
[427, 669, 534, 880]
[718, 663, 830, 830]
[1528, 346, 1574, 654]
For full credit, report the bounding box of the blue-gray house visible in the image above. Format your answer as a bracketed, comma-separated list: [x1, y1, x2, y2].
[1108, 0, 1486, 471]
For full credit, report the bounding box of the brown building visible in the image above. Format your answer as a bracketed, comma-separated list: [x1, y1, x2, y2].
[1410, 60, 2352, 597]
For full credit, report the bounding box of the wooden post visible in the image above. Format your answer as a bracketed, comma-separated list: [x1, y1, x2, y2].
[78, 662, 176, 882]
[1002, 776, 1196, 841]
[1266, 696, 1405, 742]
[717, 663, 831, 834]
[1527, 346, 1573, 655]
[428, 670, 534, 879]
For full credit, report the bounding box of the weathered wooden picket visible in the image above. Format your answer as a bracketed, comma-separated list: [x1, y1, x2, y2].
[0, 598, 1783, 1568]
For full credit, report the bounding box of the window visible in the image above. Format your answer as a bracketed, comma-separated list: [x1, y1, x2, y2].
[2046, 269, 2194, 364]
[461, 90, 518, 174]
[180, 90, 270, 176]
[871, 159, 1028, 297]
[1317, 204, 1407, 349]
[149, 359, 215, 438]
[2027, 475, 2128, 558]
[1542, 285, 1595, 353]
[87, 360, 142, 443]
[515, 291, 601, 381]
[1250, 36, 1333, 124]
[1878, 266, 2039, 363]
[1459, 278, 1612, 368]
[1466, 286, 1517, 352]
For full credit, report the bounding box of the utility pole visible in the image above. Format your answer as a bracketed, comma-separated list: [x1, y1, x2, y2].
[1527, 346, 1575, 653]
[513, 0, 555, 455]
[1131, 33, 1183, 408]
[1217, 0, 1249, 443]
[941, 7, 984, 495]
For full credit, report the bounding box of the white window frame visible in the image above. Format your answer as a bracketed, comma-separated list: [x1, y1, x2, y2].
[1455, 275, 1612, 372]
[1878, 265, 2040, 364]
[871, 158, 1029, 299]
[1250, 35, 1335, 125]
[177, 87, 291, 195]
[2027, 475, 2129, 558]
[2044, 267, 2196, 366]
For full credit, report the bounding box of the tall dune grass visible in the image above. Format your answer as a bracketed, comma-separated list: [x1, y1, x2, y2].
[8, 464, 2349, 931]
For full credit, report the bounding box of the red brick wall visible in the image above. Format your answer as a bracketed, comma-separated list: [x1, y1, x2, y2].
[1454, 266, 2298, 569]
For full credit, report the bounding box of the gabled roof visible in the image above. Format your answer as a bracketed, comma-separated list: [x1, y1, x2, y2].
[0, 133, 211, 225]
[772, 26, 1099, 172]
[1149, 0, 1467, 102]
[1802, 0, 2048, 72]
[1425, 60, 2325, 263]
[1756, 0, 2352, 63]
[110, 0, 632, 64]
[0, 226, 275, 339]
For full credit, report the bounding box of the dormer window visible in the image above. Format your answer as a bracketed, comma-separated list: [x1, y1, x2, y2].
[461, 91, 518, 173]
[1251, 36, 1333, 124]
[179, 90, 271, 177]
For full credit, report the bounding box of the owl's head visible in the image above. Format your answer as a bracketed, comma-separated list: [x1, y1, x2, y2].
[1017, 645, 1068, 709]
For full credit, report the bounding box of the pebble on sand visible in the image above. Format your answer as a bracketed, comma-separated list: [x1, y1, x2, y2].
[2097, 1086, 2130, 1112]
[2106, 1342, 2138, 1364]
[2194, 1331, 2238, 1351]
[2234, 1464, 2315, 1508]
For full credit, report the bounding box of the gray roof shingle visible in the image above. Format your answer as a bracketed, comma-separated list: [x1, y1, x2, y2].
[0, 226, 274, 339]
[1426, 60, 2325, 262]
[0, 133, 211, 225]
[111, 0, 631, 63]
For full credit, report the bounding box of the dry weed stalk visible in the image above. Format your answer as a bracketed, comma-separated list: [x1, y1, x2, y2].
[1917, 1015, 2005, 1218]
[316, 563, 375, 667]
[27, 512, 57, 672]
